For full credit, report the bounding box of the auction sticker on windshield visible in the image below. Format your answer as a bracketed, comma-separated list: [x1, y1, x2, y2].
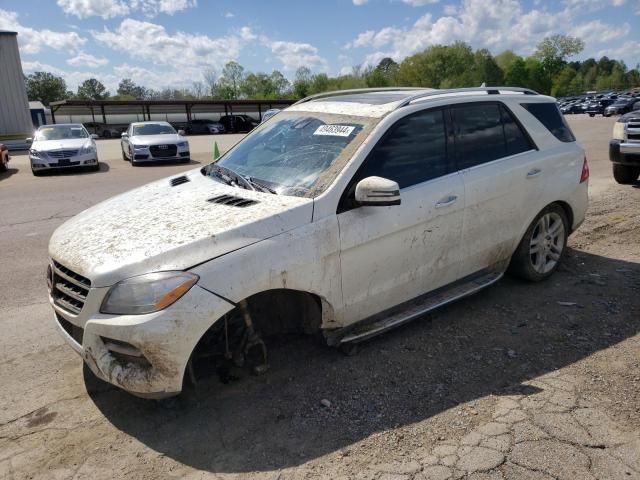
[313, 125, 356, 137]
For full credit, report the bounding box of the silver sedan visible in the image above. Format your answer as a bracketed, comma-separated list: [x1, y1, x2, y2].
[28, 124, 99, 176]
[121, 121, 190, 166]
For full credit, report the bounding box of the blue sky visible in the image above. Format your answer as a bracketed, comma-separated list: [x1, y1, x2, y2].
[2, 0, 639, 93]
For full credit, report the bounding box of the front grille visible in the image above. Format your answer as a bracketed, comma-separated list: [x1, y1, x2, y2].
[56, 313, 84, 345]
[628, 133, 640, 141]
[48, 149, 79, 158]
[207, 194, 258, 208]
[50, 261, 91, 315]
[150, 144, 177, 158]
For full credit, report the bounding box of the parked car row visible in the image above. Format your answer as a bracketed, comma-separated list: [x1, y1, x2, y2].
[559, 91, 640, 117]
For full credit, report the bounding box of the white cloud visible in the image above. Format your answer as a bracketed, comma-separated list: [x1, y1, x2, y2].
[402, 0, 439, 5]
[353, 0, 369, 5]
[67, 51, 110, 68]
[224, 11, 234, 18]
[269, 40, 329, 72]
[346, 0, 631, 66]
[0, 9, 86, 54]
[92, 18, 242, 73]
[56, 0, 129, 19]
[56, 0, 196, 19]
[596, 41, 640, 61]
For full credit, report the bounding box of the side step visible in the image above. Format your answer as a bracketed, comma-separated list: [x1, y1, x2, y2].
[338, 271, 503, 345]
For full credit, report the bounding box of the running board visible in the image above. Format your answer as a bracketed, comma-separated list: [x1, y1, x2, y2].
[337, 271, 503, 345]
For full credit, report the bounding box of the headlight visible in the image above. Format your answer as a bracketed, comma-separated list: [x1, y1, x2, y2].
[80, 144, 96, 154]
[132, 144, 146, 150]
[100, 271, 199, 315]
[613, 122, 625, 140]
[177, 142, 188, 148]
[30, 149, 41, 158]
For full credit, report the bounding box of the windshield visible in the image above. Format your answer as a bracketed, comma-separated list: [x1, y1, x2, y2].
[35, 125, 88, 141]
[132, 123, 176, 135]
[207, 111, 374, 197]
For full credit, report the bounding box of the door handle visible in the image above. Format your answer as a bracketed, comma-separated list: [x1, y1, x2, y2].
[527, 168, 542, 178]
[435, 195, 458, 208]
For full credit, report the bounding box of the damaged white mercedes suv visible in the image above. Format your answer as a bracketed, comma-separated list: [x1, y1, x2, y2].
[48, 88, 588, 398]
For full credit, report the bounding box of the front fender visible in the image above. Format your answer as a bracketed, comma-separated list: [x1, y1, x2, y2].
[191, 215, 344, 328]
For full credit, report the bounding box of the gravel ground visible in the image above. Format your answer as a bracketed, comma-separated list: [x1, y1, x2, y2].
[0, 116, 638, 480]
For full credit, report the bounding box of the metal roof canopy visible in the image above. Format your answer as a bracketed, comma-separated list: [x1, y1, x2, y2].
[48, 99, 296, 124]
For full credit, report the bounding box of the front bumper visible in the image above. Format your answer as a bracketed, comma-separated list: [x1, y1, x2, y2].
[31, 152, 97, 170]
[52, 283, 234, 398]
[610, 139, 640, 165]
[132, 144, 190, 162]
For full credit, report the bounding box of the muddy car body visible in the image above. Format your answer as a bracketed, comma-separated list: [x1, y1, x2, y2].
[48, 87, 588, 398]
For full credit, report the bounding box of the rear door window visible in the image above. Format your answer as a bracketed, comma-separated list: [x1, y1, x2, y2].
[451, 103, 506, 169]
[521, 102, 576, 142]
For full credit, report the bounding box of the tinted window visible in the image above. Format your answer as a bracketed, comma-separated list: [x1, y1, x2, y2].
[521, 102, 576, 142]
[357, 109, 447, 189]
[501, 105, 534, 156]
[452, 103, 505, 169]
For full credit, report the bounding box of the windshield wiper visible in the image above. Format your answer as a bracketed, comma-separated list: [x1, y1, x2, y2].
[203, 164, 254, 190]
[246, 177, 277, 194]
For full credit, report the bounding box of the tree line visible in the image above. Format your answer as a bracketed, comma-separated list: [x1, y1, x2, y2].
[24, 35, 640, 107]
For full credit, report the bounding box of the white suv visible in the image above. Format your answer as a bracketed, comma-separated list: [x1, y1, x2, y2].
[48, 88, 589, 398]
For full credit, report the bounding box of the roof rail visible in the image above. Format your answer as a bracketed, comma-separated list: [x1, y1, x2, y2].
[395, 87, 539, 108]
[293, 87, 430, 105]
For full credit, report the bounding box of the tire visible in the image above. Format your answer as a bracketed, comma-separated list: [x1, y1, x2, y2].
[612, 164, 640, 184]
[508, 204, 569, 282]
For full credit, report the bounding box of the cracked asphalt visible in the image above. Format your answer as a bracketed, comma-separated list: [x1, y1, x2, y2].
[0, 117, 638, 479]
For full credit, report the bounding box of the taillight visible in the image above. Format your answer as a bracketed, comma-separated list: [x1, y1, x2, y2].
[580, 155, 589, 183]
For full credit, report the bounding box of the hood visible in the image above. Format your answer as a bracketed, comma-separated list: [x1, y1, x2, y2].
[130, 134, 184, 145]
[619, 111, 640, 122]
[32, 138, 91, 151]
[49, 170, 313, 287]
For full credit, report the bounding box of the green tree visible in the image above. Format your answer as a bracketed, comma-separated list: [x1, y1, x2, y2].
[24, 71, 68, 105]
[534, 34, 585, 80]
[293, 66, 312, 98]
[310, 73, 330, 93]
[504, 58, 528, 87]
[471, 49, 504, 86]
[551, 66, 577, 97]
[76, 78, 109, 100]
[116, 78, 146, 99]
[495, 50, 521, 72]
[270, 71, 290, 97]
[217, 61, 245, 99]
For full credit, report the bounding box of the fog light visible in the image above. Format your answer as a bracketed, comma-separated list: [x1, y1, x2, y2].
[101, 337, 152, 368]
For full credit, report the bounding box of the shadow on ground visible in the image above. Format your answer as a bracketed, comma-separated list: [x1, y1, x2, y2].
[89, 248, 640, 474]
[0, 167, 19, 181]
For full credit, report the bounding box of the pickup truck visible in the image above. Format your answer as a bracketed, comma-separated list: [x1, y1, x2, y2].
[610, 112, 640, 183]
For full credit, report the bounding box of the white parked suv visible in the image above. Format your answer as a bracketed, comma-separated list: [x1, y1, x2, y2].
[48, 88, 589, 398]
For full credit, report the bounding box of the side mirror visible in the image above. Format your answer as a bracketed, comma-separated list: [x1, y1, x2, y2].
[178, 129, 185, 136]
[26, 137, 33, 144]
[355, 176, 401, 207]
[121, 132, 128, 138]
[90, 134, 99, 140]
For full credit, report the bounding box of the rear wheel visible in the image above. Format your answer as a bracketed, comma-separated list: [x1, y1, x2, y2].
[508, 205, 568, 282]
[612, 164, 640, 184]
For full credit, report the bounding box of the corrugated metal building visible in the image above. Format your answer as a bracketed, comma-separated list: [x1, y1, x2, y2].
[0, 31, 33, 144]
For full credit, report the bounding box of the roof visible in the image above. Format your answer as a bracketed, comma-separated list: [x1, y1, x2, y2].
[38, 123, 85, 128]
[0, 31, 18, 36]
[288, 87, 542, 118]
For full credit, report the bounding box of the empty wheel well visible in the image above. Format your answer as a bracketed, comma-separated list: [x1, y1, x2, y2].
[188, 289, 324, 381]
